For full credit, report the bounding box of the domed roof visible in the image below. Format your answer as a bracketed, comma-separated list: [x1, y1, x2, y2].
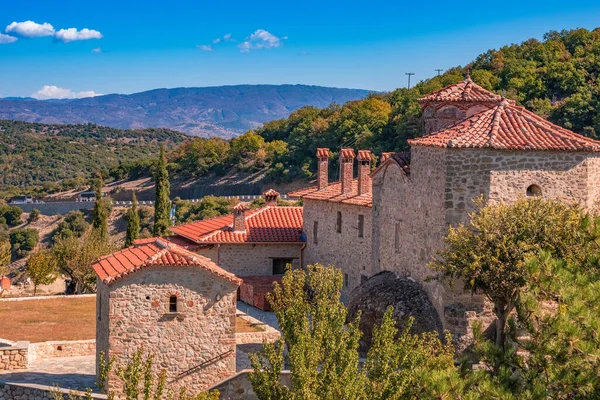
[347, 271, 443, 354]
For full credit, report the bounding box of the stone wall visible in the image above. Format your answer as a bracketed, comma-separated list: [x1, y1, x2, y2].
[0, 382, 107, 400]
[29, 340, 95, 362]
[0, 342, 28, 371]
[209, 370, 291, 400]
[11, 202, 94, 216]
[302, 199, 372, 301]
[97, 266, 239, 395]
[234, 312, 280, 345]
[197, 244, 302, 277]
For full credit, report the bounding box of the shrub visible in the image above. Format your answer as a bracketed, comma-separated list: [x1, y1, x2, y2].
[9, 228, 39, 257]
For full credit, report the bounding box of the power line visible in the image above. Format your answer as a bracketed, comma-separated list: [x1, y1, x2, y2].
[435, 69, 444, 76]
[405, 72, 415, 89]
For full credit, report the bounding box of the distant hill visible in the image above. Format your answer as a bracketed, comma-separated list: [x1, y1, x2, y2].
[0, 85, 371, 138]
[0, 120, 187, 197]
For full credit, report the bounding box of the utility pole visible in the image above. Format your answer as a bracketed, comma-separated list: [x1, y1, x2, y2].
[435, 69, 443, 76]
[405, 72, 415, 89]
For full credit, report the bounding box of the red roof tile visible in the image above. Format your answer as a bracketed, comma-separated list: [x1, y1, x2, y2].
[133, 235, 204, 251]
[232, 202, 249, 211]
[409, 100, 600, 152]
[93, 239, 241, 285]
[170, 206, 304, 244]
[262, 189, 280, 198]
[380, 152, 394, 162]
[317, 148, 331, 158]
[340, 148, 355, 159]
[372, 153, 411, 179]
[289, 180, 372, 207]
[418, 76, 502, 103]
[357, 150, 373, 161]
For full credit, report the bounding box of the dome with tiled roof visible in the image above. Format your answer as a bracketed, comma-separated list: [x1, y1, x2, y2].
[418, 76, 503, 104]
[410, 99, 600, 152]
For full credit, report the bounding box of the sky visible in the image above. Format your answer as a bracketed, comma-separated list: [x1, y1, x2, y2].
[1, 0, 600, 98]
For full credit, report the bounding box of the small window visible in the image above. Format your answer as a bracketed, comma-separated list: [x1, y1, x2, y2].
[273, 258, 293, 275]
[336, 211, 342, 233]
[394, 222, 400, 251]
[527, 184, 542, 197]
[344, 273, 349, 288]
[169, 296, 178, 313]
[98, 293, 102, 321]
[313, 221, 318, 244]
[358, 215, 364, 238]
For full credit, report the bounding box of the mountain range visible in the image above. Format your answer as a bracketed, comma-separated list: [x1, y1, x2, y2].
[0, 85, 370, 138]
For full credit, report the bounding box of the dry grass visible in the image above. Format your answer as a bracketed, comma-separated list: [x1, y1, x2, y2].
[0, 296, 262, 343]
[0, 297, 96, 343]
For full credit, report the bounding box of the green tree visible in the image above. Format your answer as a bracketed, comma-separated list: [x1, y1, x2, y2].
[25, 249, 57, 295]
[432, 198, 591, 350]
[153, 146, 171, 236]
[9, 228, 39, 257]
[249, 264, 470, 399]
[27, 208, 40, 223]
[0, 240, 11, 276]
[2, 206, 23, 227]
[125, 193, 140, 247]
[52, 210, 90, 241]
[92, 175, 110, 241]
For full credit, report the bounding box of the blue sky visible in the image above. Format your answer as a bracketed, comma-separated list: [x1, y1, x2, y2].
[1, 0, 600, 98]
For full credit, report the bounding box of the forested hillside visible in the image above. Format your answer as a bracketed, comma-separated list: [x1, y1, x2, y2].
[162, 28, 600, 184]
[0, 120, 187, 197]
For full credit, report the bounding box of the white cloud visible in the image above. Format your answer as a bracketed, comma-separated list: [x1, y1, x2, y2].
[196, 44, 213, 52]
[238, 29, 286, 53]
[91, 47, 102, 53]
[0, 33, 17, 44]
[212, 38, 221, 44]
[6, 20, 55, 38]
[223, 33, 232, 41]
[32, 85, 101, 100]
[55, 28, 103, 42]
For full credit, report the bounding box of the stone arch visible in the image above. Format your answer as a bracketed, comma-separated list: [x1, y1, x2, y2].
[347, 271, 443, 354]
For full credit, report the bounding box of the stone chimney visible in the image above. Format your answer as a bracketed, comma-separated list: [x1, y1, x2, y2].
[263, 189, 280, 207]
[380, 152, 394, 163]
[232, 202, 249, 233]
[317, 148, 331, 190]
[357, 150, 372, 196]
[340, 148, 355, 195]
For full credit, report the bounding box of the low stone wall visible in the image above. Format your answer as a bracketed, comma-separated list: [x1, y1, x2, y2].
[0, 342, 28, 371]
[28, 340, 95, 362]
[11, 202, 95, 216]
[235, 312, 280, 345]
[209, 369, 291, 400]
[0, 382, 106, 400]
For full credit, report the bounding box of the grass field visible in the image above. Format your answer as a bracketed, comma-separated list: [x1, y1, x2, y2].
[0, 296, 261, 343]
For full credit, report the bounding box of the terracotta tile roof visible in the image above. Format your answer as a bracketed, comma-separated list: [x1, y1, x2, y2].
[317, 148, 331, 158]
[133, 235, 204, 251]
[340, 148, 355, 159]
[409, 100, 600, 151]
[357, 150, 373, 161]
[262, 189, 280, 198]
[418, 76, 502, 103]
[380, 152, 394, 162]
[92, 238, 241, 285]
[288, 180, 372, 207]
[170, 207, 304, 244]
[232, 202, 249, 211]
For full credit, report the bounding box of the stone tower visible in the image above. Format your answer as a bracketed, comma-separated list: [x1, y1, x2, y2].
[418, 76, 502, 135]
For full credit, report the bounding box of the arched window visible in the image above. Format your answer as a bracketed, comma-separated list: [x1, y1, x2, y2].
[526, 184, 542, 197]
[169, 295, 178, 313]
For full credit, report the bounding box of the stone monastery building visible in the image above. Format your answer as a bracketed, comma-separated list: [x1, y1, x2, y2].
[292, 76, 600, 336]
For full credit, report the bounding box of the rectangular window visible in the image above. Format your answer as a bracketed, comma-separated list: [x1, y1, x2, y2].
[273, 258, 293, 275]
[169, 296, 178, 313]
[344, 273, 349, 288]
[336, 211, 342, 233]
[98, 293, 102, 321]
[358, 214, 364, 238]
[394, 222, 400, 251]
[313, 221, 318, 244]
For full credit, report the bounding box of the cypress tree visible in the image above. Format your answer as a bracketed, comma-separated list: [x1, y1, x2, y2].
[92, 174, 109, 240]
[153, 146, 172, 236]
[124, 192, 140, 247]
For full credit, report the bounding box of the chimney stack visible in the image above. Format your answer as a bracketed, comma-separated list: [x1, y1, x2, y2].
[263, 189, 280, 207]
[357, 150, 372, 196]
[340, 148, 355, 195]
[317, 148, 331, 190]
[232, 202, 248, 233]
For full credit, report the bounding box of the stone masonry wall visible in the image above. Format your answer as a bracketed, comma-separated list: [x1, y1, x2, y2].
[29, 340, 95, 363]
[0, 382, 107, 400]
[98, 266, 238, 395]
[303, 199, 372, 301]
[0, 343, 28, 371]
[197, 244, 302, 277]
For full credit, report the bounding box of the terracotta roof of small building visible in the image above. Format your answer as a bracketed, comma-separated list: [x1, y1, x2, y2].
[170, 206, 304, 243]
[93, 238, 241, 285]
[380, 152, 394, 162]
[340, 148, 356, 159]
[289, 180, 372, 207]
[409, 100, 600, 152]
[133, 235, 203, 251]
[418, 76, 502, 103]
[357, 150, 373, 161]
[232, 202, 249, 211]
[262, 189, 280, 198]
